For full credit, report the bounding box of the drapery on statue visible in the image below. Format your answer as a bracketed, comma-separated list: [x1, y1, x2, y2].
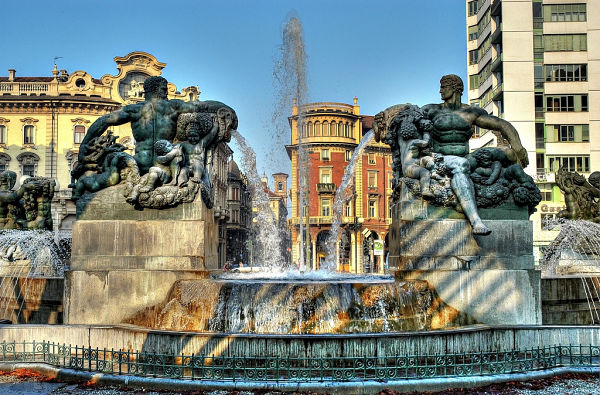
[0, 171, 55, 230]
[374, 75, 541, 235]
[556, 168, 600, 221]
[70, 76, 237, 209]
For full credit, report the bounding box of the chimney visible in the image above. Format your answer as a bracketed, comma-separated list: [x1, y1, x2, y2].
[8, 69, 15, 81]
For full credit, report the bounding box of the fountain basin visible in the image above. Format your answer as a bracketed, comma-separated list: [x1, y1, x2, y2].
[124, 278, 472, 333]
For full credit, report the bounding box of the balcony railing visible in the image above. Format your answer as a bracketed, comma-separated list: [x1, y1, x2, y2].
[316, 183, 336, 194]
[0, 82, 50, 94]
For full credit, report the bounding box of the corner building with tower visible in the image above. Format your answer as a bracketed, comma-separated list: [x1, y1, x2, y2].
[287, 99, 393, 273]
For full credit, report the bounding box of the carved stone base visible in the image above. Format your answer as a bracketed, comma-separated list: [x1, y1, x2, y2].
[65, 184, 218, 325]
[64, 270, 209, 325]
[388, 192, 542, 325]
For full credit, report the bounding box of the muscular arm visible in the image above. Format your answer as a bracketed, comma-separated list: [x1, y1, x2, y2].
[78, 106, 138, 161]
[474, 114, 529, 167]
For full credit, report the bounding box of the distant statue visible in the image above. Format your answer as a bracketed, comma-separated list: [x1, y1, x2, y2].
[375, 75, 541, 235]
[556, 168, 600, 221]
[70, 76, 237, 209]
[0, 171, 55, 230]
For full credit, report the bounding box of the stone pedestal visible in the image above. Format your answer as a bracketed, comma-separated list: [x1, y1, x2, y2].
[64, 185, 217, 325]
[388, 186, 542, 325]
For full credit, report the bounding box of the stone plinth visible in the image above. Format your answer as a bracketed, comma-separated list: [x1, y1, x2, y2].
[65, 185, 217, 325]
[388, 186, 542, 325]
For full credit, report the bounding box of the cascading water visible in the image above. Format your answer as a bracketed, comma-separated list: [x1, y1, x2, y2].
[273, 16, 309, 267]
[231, 130, 285, 268]
[321, 130, 375, 270]
[0, 230, 71, 321]
[540, 218, 600, 323]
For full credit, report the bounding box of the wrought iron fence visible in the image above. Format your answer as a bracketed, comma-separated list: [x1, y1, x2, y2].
[0, 341, 597, 382]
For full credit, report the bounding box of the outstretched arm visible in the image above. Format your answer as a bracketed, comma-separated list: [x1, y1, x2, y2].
[475, 114, 529, 167]
[78, 106, 136, 162]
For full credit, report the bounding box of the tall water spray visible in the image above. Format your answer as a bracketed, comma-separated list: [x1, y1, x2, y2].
[321, 130, 376, 270]
[231, 131, 285, 268]
[273, 16, 309, 267]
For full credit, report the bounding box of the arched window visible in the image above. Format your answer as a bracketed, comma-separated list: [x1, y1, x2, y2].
[23, 125, 34, 145]
[349, 124, 353, 139]
[0, 153, 10, 172]
[307, 122, 313, 136]
[17, 152, 40, 177]
[322, 121, 329, 136]
[74, 125, 86, 144]
[315, 122, 321, 136]
[331, 122, 337, 136]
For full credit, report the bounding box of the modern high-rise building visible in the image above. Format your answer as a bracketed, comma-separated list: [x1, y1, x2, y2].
[466, 0, 598, 257]
[286, 99, 392, 273]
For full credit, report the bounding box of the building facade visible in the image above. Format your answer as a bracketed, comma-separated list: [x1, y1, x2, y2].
[287, 99, 393, 273]
[226, 160, 252, 265]
[466, 0, 599, 258]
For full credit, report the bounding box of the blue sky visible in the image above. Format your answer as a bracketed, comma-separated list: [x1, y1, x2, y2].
[0, 0, 467, 181]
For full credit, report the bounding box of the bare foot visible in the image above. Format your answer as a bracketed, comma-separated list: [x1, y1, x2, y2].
[472, 221, 491, 235]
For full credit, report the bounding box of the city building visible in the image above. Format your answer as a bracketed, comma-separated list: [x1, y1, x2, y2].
[0, 51, 202, 230]
[287, 99, 393, 273]
[226, 159, 252, 265]
[466, 0, 598, 259]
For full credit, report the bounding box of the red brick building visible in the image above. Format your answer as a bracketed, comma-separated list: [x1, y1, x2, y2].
[286, 99, 392, 273]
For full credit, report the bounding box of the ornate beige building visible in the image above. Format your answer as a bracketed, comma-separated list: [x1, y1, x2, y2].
[0, 51, 200, 229]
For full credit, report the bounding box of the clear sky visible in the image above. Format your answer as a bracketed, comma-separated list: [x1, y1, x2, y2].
[0, 0, 467, 182]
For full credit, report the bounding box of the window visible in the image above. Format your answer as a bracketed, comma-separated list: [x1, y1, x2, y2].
[387, 172, 394, 189]
[559, 125, 574, 142]
[344, 202, 352, 217]
[368, 153, 376, 165]
[0, 153, 10, 172]
[321, 148, 330, 161]
[545, 95, 587, 112]
[544, 34, 587, 51]
[544, 64, 587, 82]
[538, 183, 553, 202]
[23, 125, 34, 144]
[388, 199, 393, 219]
[368, 171, 377, 188]
[231, 187, 240, 200]
[321, 198, 331, 217]
[277, 181, 283, 191]
[468, 1, 478, 16]
[0, 125, 5, 145]
[322, 121, 329, 136]
[345, 150, 352, 161]
[368, 199, 378, 218]
[315, 122, 321, 136]
[17, 152, 39, 177]
[74, 125, 86, 144]
[548, 155, 590, 172]
[544, 4, 586, 22]
[320, 168, 332, 184]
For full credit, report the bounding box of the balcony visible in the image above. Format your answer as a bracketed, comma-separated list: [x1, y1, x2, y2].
[316, 183, 337, 194]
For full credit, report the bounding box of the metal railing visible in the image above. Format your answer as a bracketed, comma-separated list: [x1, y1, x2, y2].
[0, 341, 597, 382]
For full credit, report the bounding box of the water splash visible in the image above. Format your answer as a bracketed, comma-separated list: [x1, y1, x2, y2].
[273, 16, 309, 266]
[0, 230, 71, 321]
[539, 218, 600, 323]
[321, 130, 376, 270]
[231, 130, 285, 268]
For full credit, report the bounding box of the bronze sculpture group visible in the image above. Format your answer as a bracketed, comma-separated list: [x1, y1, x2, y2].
[70, 76, 237, 210]
[0, 171, 55, 230]
[375, 74, 541, 235]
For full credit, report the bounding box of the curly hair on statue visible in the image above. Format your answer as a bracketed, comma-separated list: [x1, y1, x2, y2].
[440, 74, 464, 95]
[143, 76, 167, 96]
